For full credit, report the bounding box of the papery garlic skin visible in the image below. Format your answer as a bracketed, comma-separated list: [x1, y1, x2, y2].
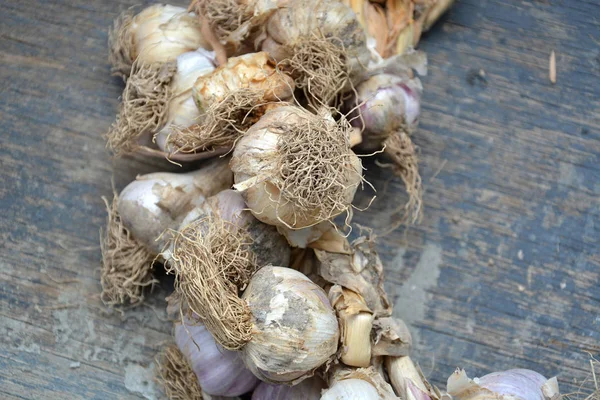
[252, 377, 325, 400]
[348, 73, 422, 151]
[175, 319, 259, 396]
[241, 266, 339, 384]
[154, 49, 216, 153]
[131, 5, 211, 65]
[321, 378, 381, 400]
[231, 106, 362, 231]
[447, 368, 559, 400]
[117, 158, 232, 254]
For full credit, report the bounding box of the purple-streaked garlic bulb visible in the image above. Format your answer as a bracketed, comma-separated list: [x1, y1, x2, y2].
[251, 377, 325, 400]
[117, 157, 232, 254]
[347, 73, 422, 151]
[447, 369, 561, 400]
[175, 318, 259, 396]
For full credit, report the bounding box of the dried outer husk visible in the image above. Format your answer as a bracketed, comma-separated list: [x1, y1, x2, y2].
[386, 356, 441, 400]
[326, 366, 399, 400]
[372, 317, 412, 357]
[164, 52, 294, 156]
[446, 369, 561, 400]
[329, 285, 374, 367]
[108, 4, 211, 79]
[314, 233, 392, 317]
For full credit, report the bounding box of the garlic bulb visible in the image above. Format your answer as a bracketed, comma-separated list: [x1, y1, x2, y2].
[447, 369, 561, 400]
[154, 49, 216, 154]
[241, 266, 339, 384]
[259, 0, 371, 104]
[117, 157, 232, 254]
[109, 4, 210, 78]
[175, 318, 259, 396]
[162, 52, 294, 156]
[323, 366, 398, 400]
[329, 285, 374, 367]
[348, 73, 422, 151]
[231, 105, 363, 236]
[252, 377, 325, 400]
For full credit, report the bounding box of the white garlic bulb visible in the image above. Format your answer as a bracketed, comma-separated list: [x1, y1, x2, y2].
[231, 106, 362, 234]
[322, 367, 398, 400]
[252, 377, 325, 400]
[117, 158, 232, 254]
[109, 4, 211, 77]
[241, 266, 339, 384]
[447, 369, 561, 400]
[154, 49, 216, 154]
[175, 318, 259, 396]
[321, 379, 380, 400]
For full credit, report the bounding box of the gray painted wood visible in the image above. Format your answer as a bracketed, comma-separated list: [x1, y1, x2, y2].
[1, 0, 598, 398]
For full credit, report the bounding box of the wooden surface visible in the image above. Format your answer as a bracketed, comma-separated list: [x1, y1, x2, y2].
[1, 0, 599, 398]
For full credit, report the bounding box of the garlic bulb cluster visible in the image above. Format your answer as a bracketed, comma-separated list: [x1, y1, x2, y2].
[322, 366, 398, 400]
[117, 157, 232, 254]
[241, 266, 339, 384]
[348, 73, 422, 151]
[447, 369, 561, 400]
[175, 318, 259, 396]
[109, 4, 210, 78]
[252, 377, 325, 400]
[231, 105, 363, 244]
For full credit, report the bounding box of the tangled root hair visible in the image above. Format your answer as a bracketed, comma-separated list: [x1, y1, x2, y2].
[283, 34, 351, 107]
[164, 88, 266, 156]
[156, 345, 204, 400]
[166, 216, 256, 350]
[190, 0, 252, 42]
[105, 60, 176, 155]
[100, 194, 157, 308]
[108, 10, 135, 79]
[383, 131, 422, 225]
[273, 109, 362, 227]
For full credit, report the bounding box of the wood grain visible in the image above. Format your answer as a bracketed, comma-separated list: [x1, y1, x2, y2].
[1, 0, 598, 398]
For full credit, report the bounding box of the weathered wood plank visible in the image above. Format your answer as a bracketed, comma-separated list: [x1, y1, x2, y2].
[0, 0, 598, 398]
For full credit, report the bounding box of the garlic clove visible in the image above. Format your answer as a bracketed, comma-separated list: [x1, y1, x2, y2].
[321, 378, 381, 400]
[329, 286, 374, 367]
[447, 368, 561, 400]
[325, 366, 399, 399]
[386, 356, 431, 398]
[241, 266, 339, 384]
[175, 319, 259, 396]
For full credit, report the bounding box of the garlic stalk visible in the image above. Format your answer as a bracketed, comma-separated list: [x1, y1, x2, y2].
[323, 366, 399, 400]
[163, 52, 294, 156]
[259, 0, 371, 105]
[241, 266, 340, 384]
[372, 317, 412, 357]
[231, 105, 363, 244]
[109, 4, 211, 78]
[252, 377, 325, 400]
[106, 49, 217, 158]
[314, 233, 392, 316]
[329, 285, 374, 367]
[446, 369, 561, 400]
[344, 70, 423, 224]
[117, 157, 232, 255]
[175, 318, 259, 396]
[386, 356, 439, 400]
